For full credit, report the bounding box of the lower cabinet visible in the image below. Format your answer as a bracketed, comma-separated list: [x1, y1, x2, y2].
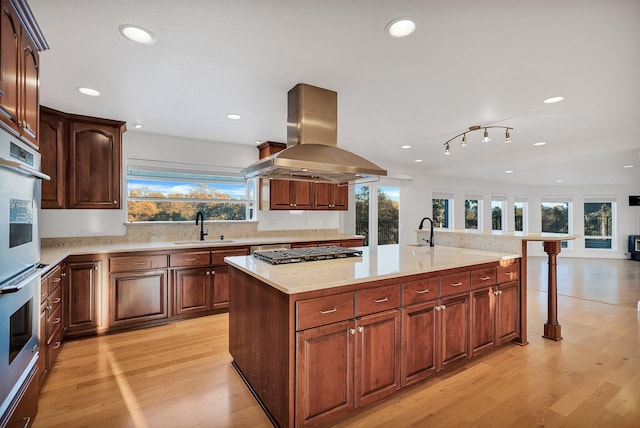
[495, 281, 519, 345]
[173, 267, 213, 316]
[471, 280, 520, 356]
[0, 364, 39, 428]
[109, 269, 168, 329]
[440, 293, 470, 368]
[402, 300, 438, 387]
[212, 264, 230, 309]
[65, 257, 102, 338]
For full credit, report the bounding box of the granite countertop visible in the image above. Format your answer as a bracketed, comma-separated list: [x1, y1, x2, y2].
[224, 244, 520, 294]
[39, 235, 363, 269]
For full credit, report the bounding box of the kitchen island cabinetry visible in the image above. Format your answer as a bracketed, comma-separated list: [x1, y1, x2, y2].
[227, 245, 524, 428]
[64, 256, 104, 339]
[39, 106, 126, 209]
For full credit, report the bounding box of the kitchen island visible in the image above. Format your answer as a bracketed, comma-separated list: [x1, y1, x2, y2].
[225, 244, 523, 428]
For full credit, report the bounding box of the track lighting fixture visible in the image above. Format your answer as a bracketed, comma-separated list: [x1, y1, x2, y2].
[442, 125, 513, 154]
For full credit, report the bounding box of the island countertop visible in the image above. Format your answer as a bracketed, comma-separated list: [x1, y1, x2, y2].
[225, 244, 520, 294]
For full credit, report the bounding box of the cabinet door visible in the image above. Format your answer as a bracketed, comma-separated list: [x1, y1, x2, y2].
[440, 293, 470, 368]
[212, 264, 229, 309]
[65, 260, 101, 336]
[332, 184, 348, 210]
[402, 301, 438, 387]
[0, 0, 20, 132]
[355, 309, 401, 408]
[40, 109, 65, 208]
[19, 30, 38, 145]
[292, 181, 313, 209]
[470, 287, 494, 356]
[314, 183, 332, 209]
[495, 281, 519, 345]
[295, 320, 354, 427]
[67, 121, 121, 209]
[173, 267, 212, 315]
[269, 179, 292, 209]
[109, 270, 168, 328]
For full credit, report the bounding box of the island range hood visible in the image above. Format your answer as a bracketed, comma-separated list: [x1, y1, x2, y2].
[241, 83, 387, 184]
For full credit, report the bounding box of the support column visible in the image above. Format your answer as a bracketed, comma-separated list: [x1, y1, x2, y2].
[543, 240, 563, 341]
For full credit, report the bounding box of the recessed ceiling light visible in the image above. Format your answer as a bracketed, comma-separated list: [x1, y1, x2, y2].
[255, 140, 262, 145]
[533, 141, 546, 146]
[134, 123, 142, 129]
[505, 170, 514, 174]
[76, 87, 100, 97]
[386, 18, 416, 38]
[622, 164, 635, 168]
[401, 145, 412, 149]
[556, 179, 564, 183]
[227, 114, 242, 120]
[118, 24, 156, 45]
[414, 159, 423, 163]
[544, 96, 564, 104]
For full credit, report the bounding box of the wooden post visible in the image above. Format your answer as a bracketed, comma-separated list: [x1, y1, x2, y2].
[543, 240, 563, 341]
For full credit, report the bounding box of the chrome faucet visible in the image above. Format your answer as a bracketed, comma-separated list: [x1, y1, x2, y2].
[418, 217, 435, 247]
[195, 211, 207, 241]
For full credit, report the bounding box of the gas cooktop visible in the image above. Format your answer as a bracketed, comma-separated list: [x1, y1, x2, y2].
[253, 246, 363, 265]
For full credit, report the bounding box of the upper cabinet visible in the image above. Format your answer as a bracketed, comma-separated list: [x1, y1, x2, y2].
[40, 106, 126, 209]
[0, 0, 47, 148]
[257, 141, 349, 211]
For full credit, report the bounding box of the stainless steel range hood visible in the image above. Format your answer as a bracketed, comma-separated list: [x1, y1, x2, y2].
[241, 84, 387, 183]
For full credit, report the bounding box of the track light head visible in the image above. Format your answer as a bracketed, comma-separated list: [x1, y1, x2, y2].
[482, 128, 491, 143]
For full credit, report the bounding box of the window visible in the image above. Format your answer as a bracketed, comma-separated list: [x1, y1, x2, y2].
[356, 183, 400, 246]
[433, 192, 454, 229]
[541, 200, 571, 248]
[126, 160, 254, 222]
[584, 201, 614, 249]
[514, 200, 527, 232]
[465, 198, 479, 230]
[491, 199, 506, 231]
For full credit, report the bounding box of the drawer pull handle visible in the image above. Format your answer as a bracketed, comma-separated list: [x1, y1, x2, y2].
[52, 277, 62, 282]
[319, 308, 337, 315]
[41, 291, 47, 296]
[186, 258, 197, 261]
[416, 289, 430, 294]
[133, 262, 147, 265]
[505, 271, 515, 276]
[373, 297, 389, 303]
[53, 341, 61, 349]
[53, 317, 61, 324]
[480, 276, 491, 281]
[450, 282, 463, 287]
[52, 297, 61, 304]
[21, 416, 31, 428]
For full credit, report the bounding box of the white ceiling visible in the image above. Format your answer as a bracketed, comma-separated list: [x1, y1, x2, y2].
[29, 0, 640, 187]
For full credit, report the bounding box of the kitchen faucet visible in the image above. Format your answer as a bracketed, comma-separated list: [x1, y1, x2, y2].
[418, 217, 435, 247]
[195, 211, 207, 241]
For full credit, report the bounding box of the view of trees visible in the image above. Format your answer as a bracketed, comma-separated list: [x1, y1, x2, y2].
[355, 186, 399, 246]
[492, 203, 503, 231]
[128, 183, 246, 222]
[465, 199, 478, 229]
[514, 203, 524, 232]
[432, 199, 448, 228]
[541, 202, 569, 233]
[584, 203, 612, 236]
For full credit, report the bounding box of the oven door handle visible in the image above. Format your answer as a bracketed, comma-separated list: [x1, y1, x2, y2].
[0, 157, 50, 180]
[0, 284, 22, 294]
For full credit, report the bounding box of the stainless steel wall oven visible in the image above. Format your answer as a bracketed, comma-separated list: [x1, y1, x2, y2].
[0, 131, 49, 417]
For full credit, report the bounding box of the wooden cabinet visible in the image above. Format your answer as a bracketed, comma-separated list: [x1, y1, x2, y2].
[402, 300, 438, 387]
[109, 270, 168, 328]
[439, 292, 470, 368]
[0, 364, 39, 428]
[314, 182, 348, 210]
[212, 264, 230, 309]
[39, 106, 126, 209]
[173, 267, 213, 315]
[495, 281, 519, 345]
[38, 264, 64, 387]
[0, 0, 47, 148]
[65, 257, 102, 338]
[270, 179, 314, 210]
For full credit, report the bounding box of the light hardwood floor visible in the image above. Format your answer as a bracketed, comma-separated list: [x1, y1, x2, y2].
[34, 257, 640, 428]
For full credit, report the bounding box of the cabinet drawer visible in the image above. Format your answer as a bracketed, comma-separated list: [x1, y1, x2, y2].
[297, 292, 355, 330]
[47, 303, 63, 336]
[40, 277, 48, 303]
[356, 284, 401, 316]
[440, 271, 471, 297]
[110, 254, 168, 272]
[48, 284, 63, 313]
[471, 267, 497, 289]
[47, 324, 64, 368]
[170, 251, 211, 267]
[497, 261, 519, 283]
[403, 277, 439, 305]
[212, 247, 249, 265]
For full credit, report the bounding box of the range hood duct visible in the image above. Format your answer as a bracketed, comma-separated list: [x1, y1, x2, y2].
[241, 83, 387, 184]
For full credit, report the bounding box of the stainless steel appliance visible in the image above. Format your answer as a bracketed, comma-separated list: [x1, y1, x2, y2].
[0, 132, 49, 417]
[253, 246, 363, 265]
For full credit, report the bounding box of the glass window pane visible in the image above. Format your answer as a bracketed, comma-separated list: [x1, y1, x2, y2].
[355, 185, 370, 246]
[541, 202, 569, 233]
[584, 202, 612, 236]
[433, 198, 450, 228]
[491, 200, 504, 231]
[465, 199, 478, 229]
[378, 186, 399, 245]
[514, 202, 525, 232]
[585, 238, 612, 249]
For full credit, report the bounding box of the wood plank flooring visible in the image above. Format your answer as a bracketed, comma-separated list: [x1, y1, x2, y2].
[34, 257, 640, 427]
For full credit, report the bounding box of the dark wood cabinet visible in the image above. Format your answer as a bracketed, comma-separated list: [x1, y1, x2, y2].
[109, 270, 169, 328]
[471, 287, 494, 356]
[270, 179, 314, 210]
[440, 293, 470, 368]
[39, 106, 126, 209]
[0, 364, 39, 428]
[40, 109, 65, 208]
[314, 182, 348, 210]
[38, 264, 64, 387]
[173, 267, 213, 315]
[212, 264, 230, 309]
[65, 258, 102, 338]
[402, 300, 438, 387]
[295, 320, 354, 427]
[495, 281, 519, 345]
[0, 0, 46, 148]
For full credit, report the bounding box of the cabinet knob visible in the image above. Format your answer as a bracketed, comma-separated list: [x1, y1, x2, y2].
[61, 272, 66, 276]
[357, 326, 364, 333]
[349, 328, 356, 335]
[206, 271, 210, 275]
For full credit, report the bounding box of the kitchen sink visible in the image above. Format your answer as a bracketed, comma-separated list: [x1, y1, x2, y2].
[173, 240, 235, 245]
